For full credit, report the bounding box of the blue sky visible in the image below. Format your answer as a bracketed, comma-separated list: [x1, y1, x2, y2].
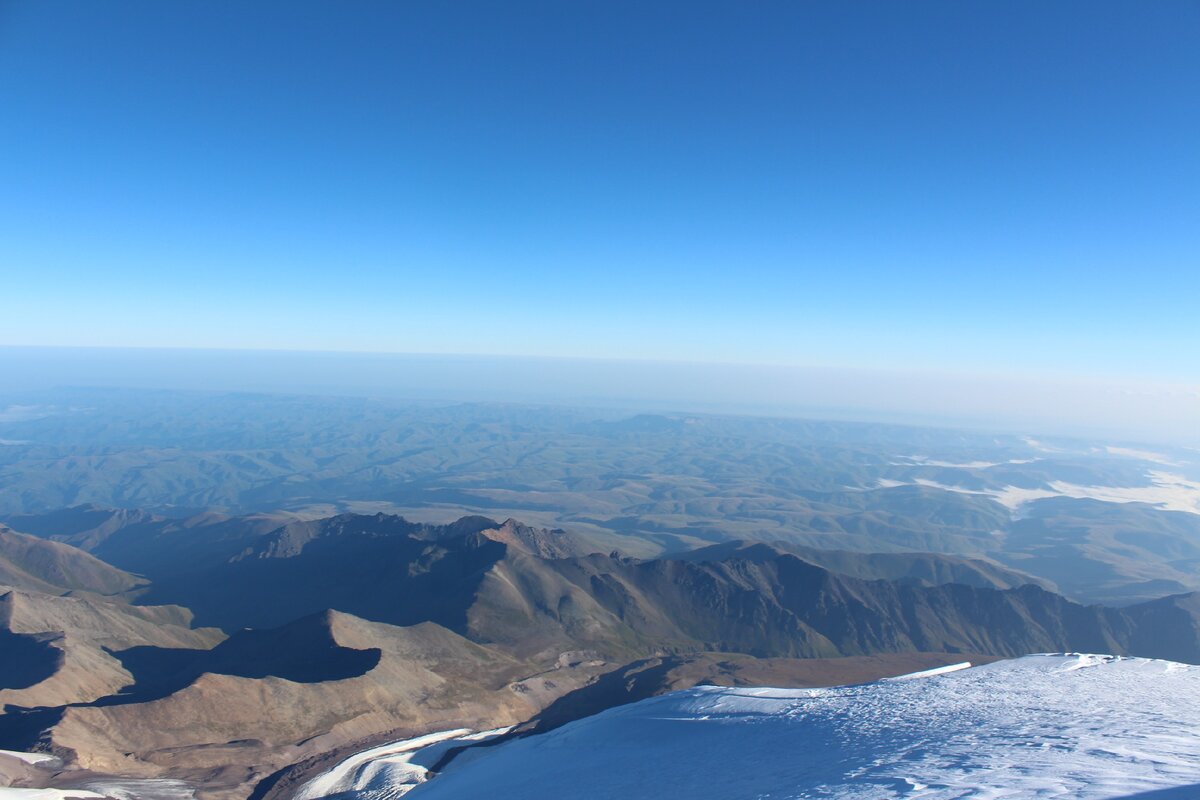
[1, 1, 1198, 382]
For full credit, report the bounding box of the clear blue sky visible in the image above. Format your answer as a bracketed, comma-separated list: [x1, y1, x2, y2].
[1, 1, 1198, 381]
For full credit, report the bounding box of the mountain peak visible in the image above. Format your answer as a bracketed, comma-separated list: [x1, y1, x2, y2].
[477, 519, 594, 559]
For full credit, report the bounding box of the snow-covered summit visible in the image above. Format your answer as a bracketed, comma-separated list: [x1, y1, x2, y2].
[409, 654, 1200, 800]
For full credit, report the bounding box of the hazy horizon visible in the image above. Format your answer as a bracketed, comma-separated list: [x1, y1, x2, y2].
[2, 345, 1195, 447]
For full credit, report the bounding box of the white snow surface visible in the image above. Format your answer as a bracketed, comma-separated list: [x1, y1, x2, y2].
[0, 791, 103, 800]
[403, 654, 1200, 800]
[295, 728, 512, 800]
[0, 752, 58, 768]
[75, 779, 195, 800]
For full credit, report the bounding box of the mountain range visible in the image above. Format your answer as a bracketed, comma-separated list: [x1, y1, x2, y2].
[2, 505, 1199, 799]
[3, 391, 1198, 606]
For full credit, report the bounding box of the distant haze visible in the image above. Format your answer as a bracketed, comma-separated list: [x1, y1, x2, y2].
[1, 347, 1195, 447]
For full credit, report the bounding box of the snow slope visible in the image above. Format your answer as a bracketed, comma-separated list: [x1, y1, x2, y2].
[0, 752, 98, 800]
[406, 654, 1200, 800]
[0, 790, 104, 800]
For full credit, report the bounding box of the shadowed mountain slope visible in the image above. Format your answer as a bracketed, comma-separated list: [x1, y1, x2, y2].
[1123, 592, 1200, 665]
[3, 505, 168, 551]
[0, 588, 224, 709]
[112, 611, 384, 703]
[44, 510, 1193, 665]
[0, 525, 144, 597]
[678, 540, 1052, 591]
[109, 514, 594, 636]
[516, 551, 1142, 660]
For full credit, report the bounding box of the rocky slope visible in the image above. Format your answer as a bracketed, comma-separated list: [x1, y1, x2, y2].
[0, 588, 223, 710]
[4, 605, 609, 800]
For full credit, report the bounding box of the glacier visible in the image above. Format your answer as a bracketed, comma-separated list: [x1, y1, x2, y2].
[402, 654, 1200, 800]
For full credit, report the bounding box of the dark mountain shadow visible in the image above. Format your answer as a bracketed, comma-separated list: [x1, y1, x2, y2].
[0, 706, 65, 752]
[0, 630, 63, 690]
[1123, 592, 1200, 664]
[513, 657, 680, 736]
[423, 656, 681, 773]
[101, 611, 381, 706]
[134, 515, 510, 633]
[0, 612, 381, 755]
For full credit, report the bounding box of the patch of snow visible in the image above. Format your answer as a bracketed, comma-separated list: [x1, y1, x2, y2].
[890, 456, 1045, 469]
[1060, 471, 1200, 514]
[0, 751, 58, 767]
[406, 655, 1200, 800]
[911, 479, 1060, 508]
[1055, 653, 1122, 672]
[903, 472, 1200, 516]
[0, 406, 53, 423]
[895, 456, 1002, 469]
[1023, 437, 1061, 453]
[0, 791, 104, 800]
[1105, 446, 1181, 466]
[296, 728, 512, 800]
[883, 661, 972, 681]
[75, 780, 195, 800]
